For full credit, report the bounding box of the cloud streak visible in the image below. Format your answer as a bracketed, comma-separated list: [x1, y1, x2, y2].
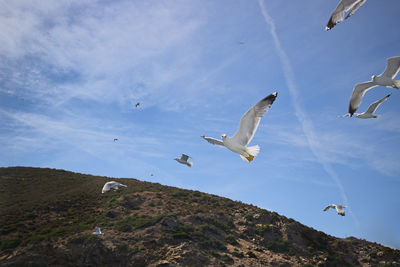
[258, 0, 359, 227]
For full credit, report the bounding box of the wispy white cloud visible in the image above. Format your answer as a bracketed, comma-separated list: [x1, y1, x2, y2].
[258, 0, 359, 227]
[0, 0, 210, 110]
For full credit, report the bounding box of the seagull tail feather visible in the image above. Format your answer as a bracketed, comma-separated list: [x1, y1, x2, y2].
[393, 80, 400, 89]
[239, 145, 260, 162]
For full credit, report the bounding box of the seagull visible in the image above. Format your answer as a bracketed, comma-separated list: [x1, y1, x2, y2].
[174, 154, 193, 167]
[201, 92, 277, 162]
[341, 94, 391, 119]
[93, 226, 102, 235]
[349, 56, 400, 116]
[114, 138, 118, 142]
[135, 102, 140, 108]
[326, 0, 367, 30]
[323, 204, 347, 216]
[101, 181, 127, 193]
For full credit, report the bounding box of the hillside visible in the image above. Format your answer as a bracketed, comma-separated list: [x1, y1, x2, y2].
[0, 167, 399, 266]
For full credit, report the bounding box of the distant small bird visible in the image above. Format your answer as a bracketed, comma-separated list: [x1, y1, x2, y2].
[135, 102, 140, 108]
[349, 56, 400, 116]
[238, 41, 245, 45]
[341, 94, 391, 119]
[101, 181, 127, 193]
[174, 154, 193, 167]
[201, 92, 277, 162]
[326, 0, 367, 31]
[114, 138, 118, 142]
[323, 204, 347, 216]
[150, 173, 154, 176]
[93, 226, 102, 235]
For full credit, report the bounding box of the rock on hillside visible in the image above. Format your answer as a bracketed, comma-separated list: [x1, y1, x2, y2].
[0, 167, 399, 266]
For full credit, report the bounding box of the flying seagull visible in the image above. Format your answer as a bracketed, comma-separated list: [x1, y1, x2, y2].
[114, 138, 118, 142]
[326, 0, 367, 30]
[201, 92, 277, 162]
[93, 226, 103, 235]
[174, 154, 193, 167]
[341, 94, 391, 119]
[323, 204, 347, 216]
[135, 102, 140, 108]
[349, 56, 400, 116]
[101, 181, 127, 193]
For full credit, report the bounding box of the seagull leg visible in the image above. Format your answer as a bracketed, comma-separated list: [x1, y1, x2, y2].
[246, 155, 254, 162]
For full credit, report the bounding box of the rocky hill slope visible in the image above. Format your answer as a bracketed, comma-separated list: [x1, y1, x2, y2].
[1, 167, 399, 266]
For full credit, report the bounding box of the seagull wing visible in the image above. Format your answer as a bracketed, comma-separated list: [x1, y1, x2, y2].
[326, 0, 361, 30]
[181, 154, 189, 161]
[365, 94, 391, 114]
[349, 81, 377, 115]
[230, 92, 277, 146]
[381, 56, 400, 79]
[323, 204, 335, 211]
[102, 182, 111, 193]
[345, 0, 366, 19]
[201, 136, 225, 147]
[118, 182, 127, 187]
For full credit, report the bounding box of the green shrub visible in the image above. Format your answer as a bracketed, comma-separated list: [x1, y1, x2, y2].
[116, 215, 161, 232]
[171, 224, 194, 240]
[171, 190, 189, 199]
[225, 234, 238, 246]
[69, 234, 100, 244]
[265, 240, 289, 253]
[0, 238, 21, 250]
[232, 250, 244, 258]
[199, 238, 226, 251]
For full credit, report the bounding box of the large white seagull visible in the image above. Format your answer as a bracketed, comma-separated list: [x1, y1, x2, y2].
[201, 92, 277, 162]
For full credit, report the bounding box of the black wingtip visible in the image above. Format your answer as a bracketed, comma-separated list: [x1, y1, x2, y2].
[326, 18, 335, 31]
[348, 106, 356, 117]
[263, 92, 278, 103]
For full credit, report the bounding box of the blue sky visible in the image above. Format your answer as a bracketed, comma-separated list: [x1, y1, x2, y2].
[1, 0, 399, 248]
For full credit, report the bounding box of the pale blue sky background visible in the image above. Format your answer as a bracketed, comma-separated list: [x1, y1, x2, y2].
[1, 0, 399, 249]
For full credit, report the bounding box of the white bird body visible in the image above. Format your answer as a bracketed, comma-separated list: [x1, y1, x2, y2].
[174, 154, 193, 167]
[201, 92, 277, 162]
[349, 57, 400, 116]
[342, 94, 391, 119]
[323, 204, 347, 216]
[101, 181, 127, 194]
[222, 135, 260, 162]
[93, 226, 102, 235]
[326, 0, 367, 30]
[373, 75, 400, 88]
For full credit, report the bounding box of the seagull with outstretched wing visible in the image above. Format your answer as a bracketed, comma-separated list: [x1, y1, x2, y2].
[326, 0, 367, 31]
[201, 92, 277, 162]
[174, 154, 193, 167]
[323, 204, 347, 216]
[342, 94, 391, 119]
[348, 56, 400, 116]
[101, 181, 127, 194]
